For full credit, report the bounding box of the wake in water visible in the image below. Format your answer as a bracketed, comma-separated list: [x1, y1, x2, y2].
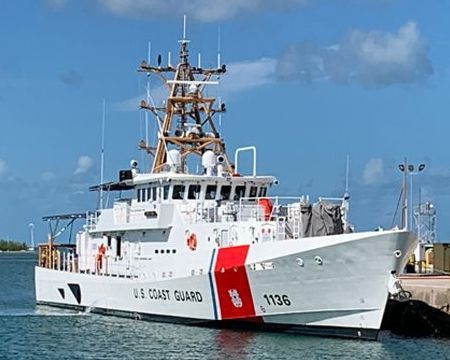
[0, 305, 89, 317]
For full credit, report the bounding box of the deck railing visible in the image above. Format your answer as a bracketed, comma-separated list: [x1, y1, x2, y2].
[38, 243, 141, 278]
[177, 196, 306, 241]
[38, 244, 78, 272]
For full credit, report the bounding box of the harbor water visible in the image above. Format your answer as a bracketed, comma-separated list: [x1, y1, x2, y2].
[1, 252, 449, 360]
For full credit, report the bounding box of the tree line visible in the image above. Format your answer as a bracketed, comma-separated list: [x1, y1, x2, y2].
[0, 240, 28, 251]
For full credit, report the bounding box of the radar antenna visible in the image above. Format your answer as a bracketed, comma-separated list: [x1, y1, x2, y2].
[138, 16, 230, 173]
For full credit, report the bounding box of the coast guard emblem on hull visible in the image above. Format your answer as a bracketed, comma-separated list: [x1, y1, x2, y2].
[228, 289, 243, 308]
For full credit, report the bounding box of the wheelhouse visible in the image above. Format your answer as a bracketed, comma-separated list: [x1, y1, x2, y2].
[132, 175, 273, 204]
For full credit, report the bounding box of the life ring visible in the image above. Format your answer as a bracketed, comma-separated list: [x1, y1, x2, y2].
[187, 233, 197, 251]
[258, 198, 273, 221]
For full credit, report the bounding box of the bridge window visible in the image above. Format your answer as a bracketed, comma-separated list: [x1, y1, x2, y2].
[234, 185, 246, 201]
[249, 186, 258, 198]
[116, 236, 122, 257]
[259, 187, 267, 197]
[205, 185, 217, 200]
[137, 189, 143, 202]
[188, 184, 201, 200]
[163, 185, 170, 200]
[142, 188, 147, 201]
[220, 185, 231, 201]
[147, 188, 154, 201]
[152, 187, 157, 201]
[172, 185, 185, 200]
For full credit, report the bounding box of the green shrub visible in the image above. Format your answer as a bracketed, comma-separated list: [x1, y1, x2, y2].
[0, 240, 28, 251]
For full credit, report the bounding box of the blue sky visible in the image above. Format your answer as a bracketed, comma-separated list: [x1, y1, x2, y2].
[1, 0, 450, 243]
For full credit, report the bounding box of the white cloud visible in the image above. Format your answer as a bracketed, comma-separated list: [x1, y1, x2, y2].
[113, 85, 168, 112]
[46, 0, 69, 9]
[112, 93, 145, 112]
[97, 0, 308, 22]
[277, 22, 433, 87]
[0, 159, 8, 177]
[221, 58, 277, 94]
[111, 24, 430, 107]
[113, 58, 277, 112]
[40, 171, 56, 181]
[74, 156, 94, 175]
[362, 158, 384, 185]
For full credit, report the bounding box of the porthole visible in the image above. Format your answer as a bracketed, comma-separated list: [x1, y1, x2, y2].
[394, 250, 402, 258]
[155, 249, 159, 254]
[296, 258, 304, 267]
[314, 256, 323, 265]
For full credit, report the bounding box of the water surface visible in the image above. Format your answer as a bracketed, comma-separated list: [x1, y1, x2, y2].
[0, 252, 449, 359]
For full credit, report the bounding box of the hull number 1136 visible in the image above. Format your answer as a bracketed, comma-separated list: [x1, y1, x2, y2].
[263, 294, 291, 306]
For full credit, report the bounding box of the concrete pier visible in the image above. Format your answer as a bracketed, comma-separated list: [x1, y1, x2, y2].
[400, 275, 450, 314]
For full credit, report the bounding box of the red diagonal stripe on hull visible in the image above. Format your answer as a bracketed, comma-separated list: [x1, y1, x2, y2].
[214, 245, 256, 320]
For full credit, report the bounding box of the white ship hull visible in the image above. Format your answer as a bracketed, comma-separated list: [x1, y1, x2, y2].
[35, 230, 416, 340]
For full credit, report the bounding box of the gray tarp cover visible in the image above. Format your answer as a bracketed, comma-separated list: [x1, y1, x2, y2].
[300, 201, 343, 237]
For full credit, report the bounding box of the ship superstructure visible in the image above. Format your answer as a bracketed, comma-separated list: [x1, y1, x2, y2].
[35, 27, 417, 340]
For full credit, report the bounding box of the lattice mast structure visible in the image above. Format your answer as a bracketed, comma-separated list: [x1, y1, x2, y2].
[138, 25, 230, 174]
[413, 201, 437, 246]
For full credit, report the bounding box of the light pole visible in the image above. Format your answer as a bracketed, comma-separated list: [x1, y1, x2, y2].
[398, 160, 425, 231]
[408, 163, 426, 232]
[28, 223, 35, 250]
[398, 159, 408, 230]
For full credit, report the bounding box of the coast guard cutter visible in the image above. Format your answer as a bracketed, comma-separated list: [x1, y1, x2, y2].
[35, 27, 417, 340]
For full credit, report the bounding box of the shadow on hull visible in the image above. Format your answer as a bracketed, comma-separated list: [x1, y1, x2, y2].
[37, 301, 378, 340]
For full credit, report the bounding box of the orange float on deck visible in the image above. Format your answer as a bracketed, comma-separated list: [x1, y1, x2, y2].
[258, 198, 273, 221]
[96, 243, 106, 272]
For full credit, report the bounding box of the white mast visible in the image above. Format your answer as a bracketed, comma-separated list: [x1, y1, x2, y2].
[145, 41, 152, 167]
[217, 26, 221, 68]
[345, 155, 350, 194]
[217, 28, 222, 126]
[100, 99, 106, 210]
[342, 155, 350, 231]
